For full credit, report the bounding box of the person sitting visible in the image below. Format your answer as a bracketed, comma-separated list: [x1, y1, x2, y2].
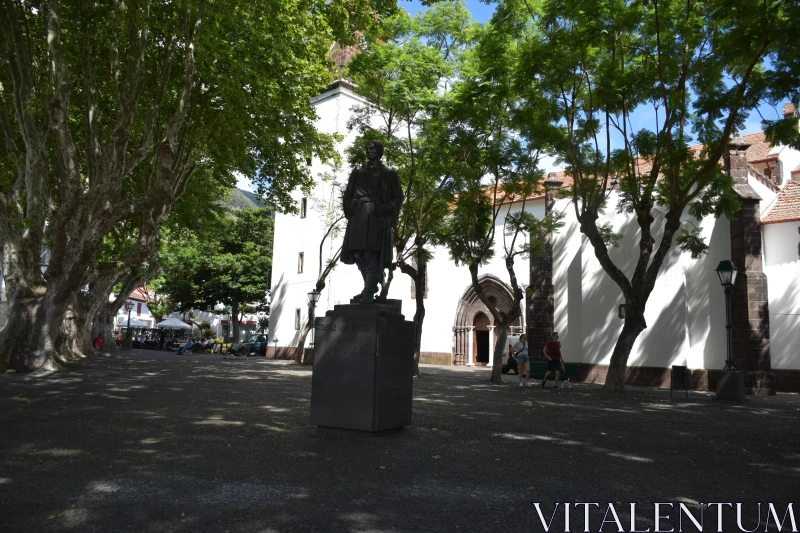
[190, 338, 207, 353]
[177, 338, 195, 355]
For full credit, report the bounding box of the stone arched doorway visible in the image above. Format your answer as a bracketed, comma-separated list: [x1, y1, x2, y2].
[452, 274, 524, 366]
[473, 312, 490, 365]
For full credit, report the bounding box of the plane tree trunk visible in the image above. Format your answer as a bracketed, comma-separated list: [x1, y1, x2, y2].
[79, 215, 162, 354]
[76, 275, 120, 356]
[231, 304, 241, 343]
[0, 1, 200, 372]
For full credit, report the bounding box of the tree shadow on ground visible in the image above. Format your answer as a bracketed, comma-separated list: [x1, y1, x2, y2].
[1, 356, 798, 532]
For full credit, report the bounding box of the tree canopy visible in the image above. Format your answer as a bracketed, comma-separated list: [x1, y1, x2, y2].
[0, 0, 397, 372]
[345, 1, 477, 374]
[490, 0, 799, 389]
[157, 208, 273, 341]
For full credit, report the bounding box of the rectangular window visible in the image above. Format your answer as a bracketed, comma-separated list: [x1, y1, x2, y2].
[410, 257, 428, 299]
[300, 197, 307, 219]
[295, 309, 301, 330]
[298, 252, 304, 274]
[137, 302, 142, 316]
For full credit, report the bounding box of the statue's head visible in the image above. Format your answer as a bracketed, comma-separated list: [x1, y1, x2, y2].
[365, 140, 384, 161]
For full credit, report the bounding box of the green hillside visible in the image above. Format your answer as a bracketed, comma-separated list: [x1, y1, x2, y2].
[239, 189, 263, 207]
[226, 189, 259, 210]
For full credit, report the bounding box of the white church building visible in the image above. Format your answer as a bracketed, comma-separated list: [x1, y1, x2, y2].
[268, 77, 800, 394]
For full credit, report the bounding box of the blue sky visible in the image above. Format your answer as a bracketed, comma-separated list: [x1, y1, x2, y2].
[399, 0, 495, 22]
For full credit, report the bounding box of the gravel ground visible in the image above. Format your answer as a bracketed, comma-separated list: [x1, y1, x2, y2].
[1, 350, 798, 533]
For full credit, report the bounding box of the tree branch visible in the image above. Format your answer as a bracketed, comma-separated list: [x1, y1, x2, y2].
[124, 36, 175, 180]
[46, 0, 84, 280]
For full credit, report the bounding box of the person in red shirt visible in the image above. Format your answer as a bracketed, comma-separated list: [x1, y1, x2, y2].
[92, 334, 104, 351]
[541, 331, 562, 388]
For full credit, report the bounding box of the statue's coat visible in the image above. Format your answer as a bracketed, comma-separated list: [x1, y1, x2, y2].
[341, 163, 403, 267]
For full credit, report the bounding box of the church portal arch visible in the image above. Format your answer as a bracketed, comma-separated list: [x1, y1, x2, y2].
[452, 274, 524, 366]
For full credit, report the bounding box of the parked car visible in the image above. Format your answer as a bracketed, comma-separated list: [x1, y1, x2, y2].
[228, 334, 269, 357]
[501, 334, 521, 374]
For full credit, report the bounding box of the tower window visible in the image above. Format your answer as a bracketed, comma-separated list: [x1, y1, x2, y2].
[295, 309, 301, 330]
[298, 252, 304, 274]
[300, 197, 307, 219]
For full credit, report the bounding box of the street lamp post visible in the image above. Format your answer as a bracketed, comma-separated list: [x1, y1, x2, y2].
[715, 260, 738, 371]
[307, 289, 321, 351]
[225, 304, 233, 343]
[123, 301, 135, 350]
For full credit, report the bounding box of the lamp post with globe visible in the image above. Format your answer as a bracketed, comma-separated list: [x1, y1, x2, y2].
[225, 305, 233, 343]
[123, 301, 135, 350]
[715, 260, 738, 371]
[307, 289, 321, 350]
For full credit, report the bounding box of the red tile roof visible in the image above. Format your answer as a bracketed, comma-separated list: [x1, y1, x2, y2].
[490, 171, 575, 205]
[762, 181, 800, 224]
[494, 131, 777, 205]
[741, 132, 774, 162]
[128, 288, 149, 301]
[629, 132, 774, 175]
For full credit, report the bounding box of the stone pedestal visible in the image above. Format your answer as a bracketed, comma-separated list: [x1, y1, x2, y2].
[716, 371, 746, 400]
[310, 299, 414, 432]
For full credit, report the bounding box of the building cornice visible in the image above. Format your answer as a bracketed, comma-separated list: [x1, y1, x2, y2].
[311, 79, 371, 108]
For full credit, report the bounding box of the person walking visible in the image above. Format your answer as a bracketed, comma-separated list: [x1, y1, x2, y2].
[542, 331, 563, 388]
[512, 334, 532, 387]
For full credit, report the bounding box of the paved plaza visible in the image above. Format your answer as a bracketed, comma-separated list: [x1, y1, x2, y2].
[1, 350, 798, 533]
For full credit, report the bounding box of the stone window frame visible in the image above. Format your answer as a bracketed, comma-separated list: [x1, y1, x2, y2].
[298, 252, 304, 274]
[294, 309, 301, 330]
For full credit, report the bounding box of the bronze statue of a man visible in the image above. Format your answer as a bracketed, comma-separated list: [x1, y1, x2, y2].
[341, 140, 403, 304]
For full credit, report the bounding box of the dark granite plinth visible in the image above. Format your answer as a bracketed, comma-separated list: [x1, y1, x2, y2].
[715, 371, 746, 400]
[310, 299, 414, 431]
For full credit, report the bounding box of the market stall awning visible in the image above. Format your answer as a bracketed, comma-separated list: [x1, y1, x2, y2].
[121, 317, 150, 328]
[155, 317, 193, 329]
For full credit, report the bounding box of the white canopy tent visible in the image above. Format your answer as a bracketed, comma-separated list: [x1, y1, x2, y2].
[122, 317, 151, 328]
[155, 317, 193, 329]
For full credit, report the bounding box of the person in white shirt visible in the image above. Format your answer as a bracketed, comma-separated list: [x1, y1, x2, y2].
[512, 334, 531, 387]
